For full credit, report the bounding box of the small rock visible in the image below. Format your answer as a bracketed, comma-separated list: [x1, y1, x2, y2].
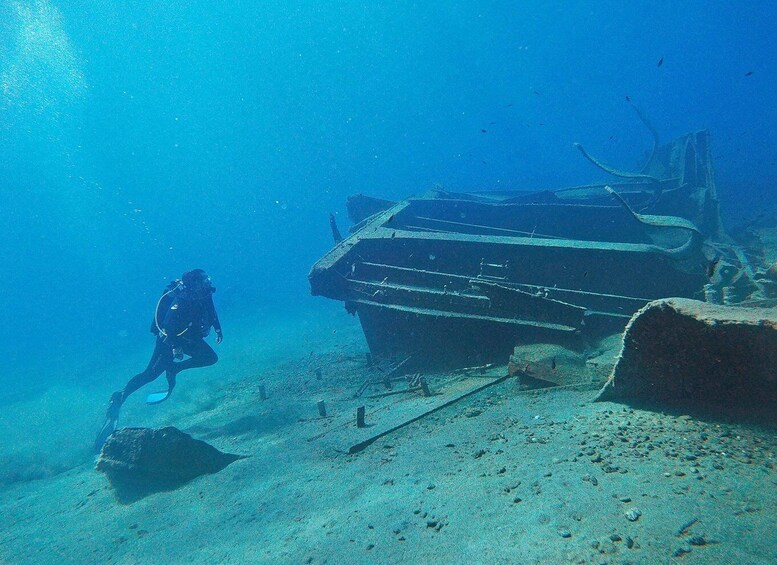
[426, 484, 436, 490]
[559, 529, 572, 538]
[609, 534, 622, 542]
[426, 520, 438, 528]
[688, 535, 707, 546]
[624, 508, 642, 522]
[464, 408, 483, 418]
[366, 544, 374, 550]
[618, 496, 632, 503]
[625, 536, 634, 549]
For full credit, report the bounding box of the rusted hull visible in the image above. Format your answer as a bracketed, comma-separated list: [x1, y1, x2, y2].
[353, 301, 583, 367]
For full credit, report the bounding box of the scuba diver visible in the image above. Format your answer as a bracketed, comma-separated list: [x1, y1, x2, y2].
[95, 269, 223, 450]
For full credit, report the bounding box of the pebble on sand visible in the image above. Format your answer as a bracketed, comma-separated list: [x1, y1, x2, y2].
[624, 508, 642, 522]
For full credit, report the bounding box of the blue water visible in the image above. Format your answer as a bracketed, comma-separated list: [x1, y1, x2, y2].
[1, 1, 775, 389]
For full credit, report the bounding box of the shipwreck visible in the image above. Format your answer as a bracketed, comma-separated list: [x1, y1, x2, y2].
[309, 128, 768, 369]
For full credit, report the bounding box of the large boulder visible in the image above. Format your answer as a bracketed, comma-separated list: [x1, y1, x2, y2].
[96, 427, 243, 503]
[595, 298, 777, 416]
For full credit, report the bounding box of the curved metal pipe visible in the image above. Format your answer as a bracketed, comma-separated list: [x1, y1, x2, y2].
[574, 142, 662, 183]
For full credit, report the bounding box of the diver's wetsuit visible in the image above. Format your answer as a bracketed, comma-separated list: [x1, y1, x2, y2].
[96, 273, 222, 451]
[115, 282, 221, 406]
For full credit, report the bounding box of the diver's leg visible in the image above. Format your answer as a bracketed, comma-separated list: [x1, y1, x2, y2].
[167, 339, 218, 381]
[110, 339, 172, 412]
[96, 339, 172, 451]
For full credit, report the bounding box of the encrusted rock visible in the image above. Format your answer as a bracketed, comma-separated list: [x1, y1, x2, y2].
[97, 427, 243, 503]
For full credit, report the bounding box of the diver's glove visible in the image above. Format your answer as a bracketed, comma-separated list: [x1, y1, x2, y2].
[215, 329, 223, 344]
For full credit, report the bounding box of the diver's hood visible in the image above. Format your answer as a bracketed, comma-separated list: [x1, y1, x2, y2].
[181, 281, 215, 300]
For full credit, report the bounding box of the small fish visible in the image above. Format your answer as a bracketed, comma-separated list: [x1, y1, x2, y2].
[481, 129, 487, 133]
[745, 70, 753, 76]
[533, 90, 541, 96]
[625, 95, 631, 102]
[657, 57, 664, 67]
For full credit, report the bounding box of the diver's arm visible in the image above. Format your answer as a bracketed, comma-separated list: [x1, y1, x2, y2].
[208, 295, 223, 343]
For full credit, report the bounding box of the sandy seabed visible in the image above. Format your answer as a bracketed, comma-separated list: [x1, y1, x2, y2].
[1, 304, 775, 565]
